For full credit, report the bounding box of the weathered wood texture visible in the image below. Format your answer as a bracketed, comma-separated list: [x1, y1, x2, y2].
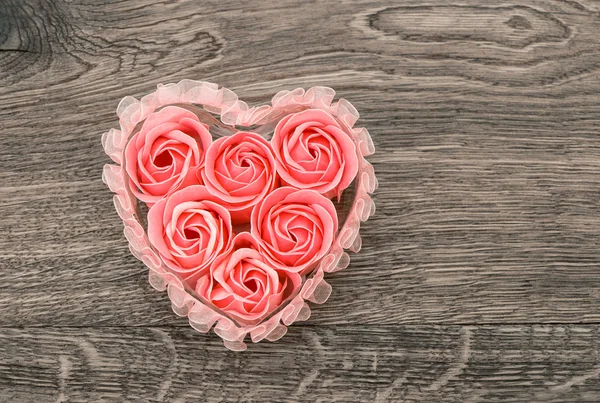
[2, 326, 600, 403]
[1, 0, 600, 401]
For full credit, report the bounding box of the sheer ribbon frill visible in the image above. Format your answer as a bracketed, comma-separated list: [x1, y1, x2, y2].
[101, 80, 377, 351]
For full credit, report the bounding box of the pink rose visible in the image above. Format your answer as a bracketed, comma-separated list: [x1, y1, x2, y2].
[251, 187, 338, 274]
[125, 106, 212, 205]
[272, 108, 358, 199]
[147, 185, 233, 284]
[196, 232, 301, 324]
[201, 131, 278, 224]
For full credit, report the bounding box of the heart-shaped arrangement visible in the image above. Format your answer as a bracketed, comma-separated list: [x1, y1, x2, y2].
[102, 80, 377, 350]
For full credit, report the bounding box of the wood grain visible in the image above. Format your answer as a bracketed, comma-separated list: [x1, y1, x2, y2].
[2, 325, 600, 402]
[1, 0, 600, 400]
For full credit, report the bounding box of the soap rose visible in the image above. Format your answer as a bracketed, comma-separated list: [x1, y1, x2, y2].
[147, 185, 233, 284]
[197, 233, 301, 324]
[201, 131, 278, 224]
[271, 108, 358, 199]
[125, 106, 212, 205]
[251, 187, 338, 274]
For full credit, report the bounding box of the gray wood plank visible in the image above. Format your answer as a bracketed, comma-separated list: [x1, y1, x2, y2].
[2, 325, 600, 402]
[1, 0, 600, 327]
[2, 0, 600, 400]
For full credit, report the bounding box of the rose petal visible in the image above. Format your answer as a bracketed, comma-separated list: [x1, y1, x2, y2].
[202, 131, 278, 224]
[147, 185, 232, 285]
[272, 108, 359, 199]
[124, 106, 212, 204]
[197, 232, 301, 324]
[251, 187, 337, 273]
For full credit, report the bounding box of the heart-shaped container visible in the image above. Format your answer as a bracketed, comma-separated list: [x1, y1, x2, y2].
[102, 80, 377, 350]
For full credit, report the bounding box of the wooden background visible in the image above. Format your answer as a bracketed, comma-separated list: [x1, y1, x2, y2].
[1, 0, 600, 401]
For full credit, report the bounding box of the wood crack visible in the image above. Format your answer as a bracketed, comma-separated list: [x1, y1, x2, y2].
[0, 48, 33, 53]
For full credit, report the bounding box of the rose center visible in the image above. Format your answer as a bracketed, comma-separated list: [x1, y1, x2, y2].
[154, 151, 173, 167]
[184, 228, 199, 239]
[307, 144, 320, 159]
[244, 278, 258, 293]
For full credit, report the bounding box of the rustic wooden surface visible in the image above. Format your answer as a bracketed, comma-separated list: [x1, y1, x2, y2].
[1, 0, 600, 401]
